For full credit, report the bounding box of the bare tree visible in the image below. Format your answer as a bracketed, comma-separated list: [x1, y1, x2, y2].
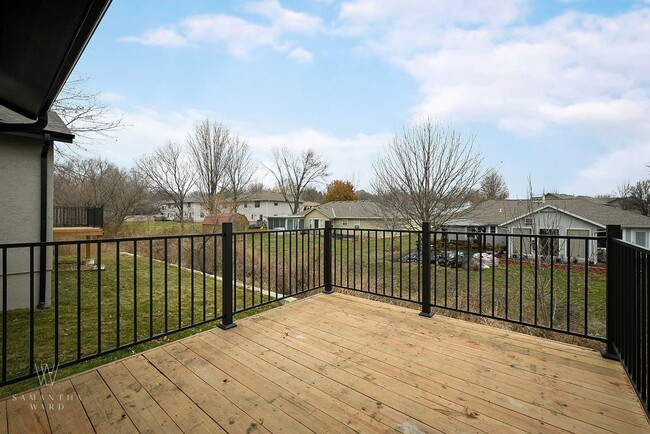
[265, 147, 329, 214]
[478, 169, 509, 200]
[300, 186, 323, 202]
[52, 74, 124, 157]
[54, 157, 146, 235]
[246, 182, 267, 194]
[187, 120, 231, 216]
[136, 141, 195, 232]
[187, 119, 256, 215]
[224, 136, 255, 212]
[372, 118, 485, 229]
[619, 179, 650, 216]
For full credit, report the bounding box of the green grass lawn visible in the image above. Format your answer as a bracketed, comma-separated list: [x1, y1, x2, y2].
[0, 251, 278, 398]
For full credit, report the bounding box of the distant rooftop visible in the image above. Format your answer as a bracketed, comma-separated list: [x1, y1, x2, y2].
[457, 196, 650, 228]
[309, 200, 382, 219]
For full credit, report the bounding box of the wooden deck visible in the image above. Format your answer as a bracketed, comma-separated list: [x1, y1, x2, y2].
[1, 293, 648, 433]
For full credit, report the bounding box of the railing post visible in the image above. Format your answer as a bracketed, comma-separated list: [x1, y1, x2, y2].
[602, 224, 621, 360]
[323, 221, 333, 294]
[219, 222, 236, 330]
[420, 221, 433, 318]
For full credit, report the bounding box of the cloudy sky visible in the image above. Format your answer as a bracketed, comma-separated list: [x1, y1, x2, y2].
[73, 0, 650, 197]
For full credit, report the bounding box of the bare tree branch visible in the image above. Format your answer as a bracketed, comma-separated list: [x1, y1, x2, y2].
[372, 118, 485, 229]
[478, 169, 509, 201]
[136, 140, 196, 233]
[187, 119, 256, 214]
[52, 74, 124, 157]
[265, 147, 329, 214]
[225, 135, 255, 212]
[187, 119, 231, 215]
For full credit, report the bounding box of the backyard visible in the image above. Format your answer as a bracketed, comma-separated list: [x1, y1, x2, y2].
[0, 226, 607, 397]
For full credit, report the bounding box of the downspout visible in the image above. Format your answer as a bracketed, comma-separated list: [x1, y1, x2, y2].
[38, 133, 52, 308]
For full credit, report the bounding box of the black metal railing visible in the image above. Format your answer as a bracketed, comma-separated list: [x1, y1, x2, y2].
[329, 222, 607, 341]
[605, 231, 649, 415]
[53, 206, 104, 228]
[1, 219, 648, 420]
[0, 223, 322, 386]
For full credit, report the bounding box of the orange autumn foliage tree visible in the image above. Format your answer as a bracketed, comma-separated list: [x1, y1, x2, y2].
[321, 180, 358, 204]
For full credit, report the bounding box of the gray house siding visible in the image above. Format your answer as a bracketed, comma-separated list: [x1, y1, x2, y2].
[0, 134, 53, 309]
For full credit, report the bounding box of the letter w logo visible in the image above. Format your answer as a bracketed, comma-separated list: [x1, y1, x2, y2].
[35, 363, 59, 387]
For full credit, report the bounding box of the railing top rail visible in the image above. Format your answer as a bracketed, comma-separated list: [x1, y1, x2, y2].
[609, 237, 650, 253]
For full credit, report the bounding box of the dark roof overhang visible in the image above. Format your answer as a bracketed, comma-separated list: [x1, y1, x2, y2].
[0, 0, 112, 127]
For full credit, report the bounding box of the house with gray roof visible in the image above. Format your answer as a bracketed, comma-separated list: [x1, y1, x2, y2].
[449, 195, 650, 262]
[303, 200, 385, 231]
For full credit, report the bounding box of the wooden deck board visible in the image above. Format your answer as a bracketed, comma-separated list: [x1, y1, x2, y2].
[2, 293, 648, 433]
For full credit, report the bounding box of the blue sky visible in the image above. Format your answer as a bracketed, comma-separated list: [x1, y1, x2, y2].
[72, 0, 650, 197]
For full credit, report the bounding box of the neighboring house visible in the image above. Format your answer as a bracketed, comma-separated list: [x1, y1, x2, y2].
[236, 191, 302, 225]
[267, 214, 305, 230]
[449, 195, 650, 262]
[303, 200, 385, 231]
[0, 107, 74, 309]
[159, 193, 207, 222]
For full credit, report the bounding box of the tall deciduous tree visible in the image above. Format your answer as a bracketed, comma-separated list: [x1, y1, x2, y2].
[187, 120, 231, 215]
[224, 135, 255, 212]
[187, 119, 255, 214]
[478, 170, 509, 201]
[372, 118, 485, 229]
[321, 180, 358, 204]
[266, 147, 329, 214]
[136, 140, 196, 232]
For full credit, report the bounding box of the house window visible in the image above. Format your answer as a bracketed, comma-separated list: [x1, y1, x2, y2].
[244, 203, 247, 208]
[254, 201, 260, 208]
[489, 226, 496, 233]
[274, 202, 278, 206]
[309, 219, 324, 229]
[354, 219, 361, 229]
[342, 219, 348, 226]
[524, 217, 533, 225]
[636, 231, 647, 247]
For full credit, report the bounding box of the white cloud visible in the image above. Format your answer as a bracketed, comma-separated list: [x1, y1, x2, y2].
[335, 2, 650, 194]
[123, 2, 322, 61]
[242, 127, 391, 190]
[120, 27, 187, 47]
[181, 14, 277, 58]
[88, 107, 390, 191]
[288, 47, 314, 62]
[83, 108, 212, 167]
[568, 140, 650, 194]
[246, 0, 322, 34]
